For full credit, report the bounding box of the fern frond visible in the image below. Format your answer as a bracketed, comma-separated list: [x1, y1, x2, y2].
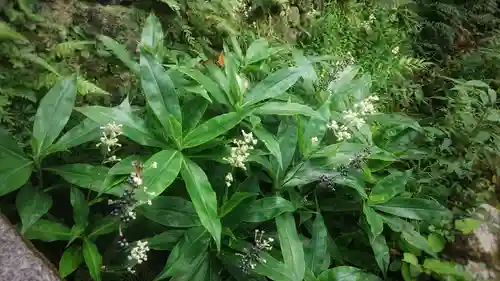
[53, 41, 95, 58]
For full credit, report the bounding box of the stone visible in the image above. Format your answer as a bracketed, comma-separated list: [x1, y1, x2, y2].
[0, 214, 61, 281]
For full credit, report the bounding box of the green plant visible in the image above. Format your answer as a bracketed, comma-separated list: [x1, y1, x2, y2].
[1, 13, 476, 281]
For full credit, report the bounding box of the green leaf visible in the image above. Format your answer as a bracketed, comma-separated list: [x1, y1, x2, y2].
[83, 239, 102, 281]
[183, 98, 209, 133]
[87, 216, 120, 239]
[59, 245, 83, 278]
[370, 198, 451, 221]
[0, 21, 28, 42]
[277, 118, 298, 173]
[422, 259, 472, 280]
[369, 233, 390, 278]
[140, 49, 182, 140]
[140, 14, 164, 59]
[454, 218, 482, 234]
[15, 185, 52, 233]
[49, 164, 122, 195]
[139, 196, 201, 227]
[47, 118, 100, 154]
[317, 266, 383, 281]
[76, 102, 165, 147]
[183, 112, 246, 148]
[146, 229, 186, 250]
[243, 67, 302, 106]
[276, 212, 305, 281]
[427, 233, 445, 253]
[24, 219, 72, 241]
[252, 125, 283, 169]
[141, 150, 182, 200]
[254, 252, 296, 281]
[369, 170, 411, 203]
[181, 158, 222, 250]
[363, 205, 383, 238]
[402, 229, 436, 257]
[32, 75, 78, 157]
[241, 196, 296, 222]
[220, 192, 258, 217]
[70, 187, 89, 228]
[156, 227, 210, 280]
[98, 35, 139, 74]
[255, 102, 318, 117]
[177, 67, 227, 104]
[305, 212, 330, 275]
[0, 128, 33, 196]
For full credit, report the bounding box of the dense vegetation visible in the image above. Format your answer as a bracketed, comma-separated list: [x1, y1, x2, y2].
[0, 0, 499, 281]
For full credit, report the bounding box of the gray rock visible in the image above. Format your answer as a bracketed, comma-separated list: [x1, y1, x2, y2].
[0, 214, 62, 281]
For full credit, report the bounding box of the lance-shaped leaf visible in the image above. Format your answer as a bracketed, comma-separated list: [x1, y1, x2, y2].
[181, 158, 221, 250]
[32, 75, 77, 157]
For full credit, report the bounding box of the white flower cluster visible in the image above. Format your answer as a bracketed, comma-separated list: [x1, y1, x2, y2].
[225, 172, 233, 187]
[97, 122, 123, 152]
[237, 229, 274, 274]
[223, 130, 257, 170]
[327, 95, 379, 141]
[361, 14, 376, 31]
[127, 240, 150, 273]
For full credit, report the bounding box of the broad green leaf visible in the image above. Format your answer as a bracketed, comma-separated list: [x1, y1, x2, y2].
[300, 99, 330, 156]
[454, 218, 482, 234]
[369, 170, 411, 203]
[177, 67, 228, 104]
[305, 212, 330, 275]
[241, 196, 295, 222]
[76, 103, 165, 147]
[422, 259, 472, 280]
[276, 213, 305, 281]
[32, 75, 77, 157]
[146, 229, 186, 250]
[98, 35, 139, 74]
[140, 50, 182, 140]
[16, 185, 52, 233]
[183, 98, 209, 133]
[183, 112, 246, 148]
[139, 196, 201, 227]
[243, 67, 302, 106]
[0, 128, 33, 196]
[141, 150, 182, 200]
[156, 227, 210, 280]
[370, 198, 451, 221]
[255, 102, 318, 117]
[252, 125, 283, 169]
[181, 158, 222, 250]
[363, 205, 384, 237]
[318, 266, 383, 281]
[220, 192, 258, 217]
[24, 219, 72, 242]
[254, 252, 295, 281]
[47, 118, 100, 154]
[87, 216, 120, 239]
[427, 233, 445, 253]
[59, 245, 83, 278]
[370, 233, 390, 278]
[277, 118, 298, 173]
[83, 239, 102, 281]
[140, 14, 164, 59]
[70, 187, 89, 228]
[402, 229, 436, 257]
[48, 164, 123, 196]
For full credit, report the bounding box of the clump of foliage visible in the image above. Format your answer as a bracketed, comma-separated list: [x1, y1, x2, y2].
[0, 13, 479, 281]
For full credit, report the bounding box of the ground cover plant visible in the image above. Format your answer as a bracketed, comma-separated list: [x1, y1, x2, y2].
[0, 1, 499, 281]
